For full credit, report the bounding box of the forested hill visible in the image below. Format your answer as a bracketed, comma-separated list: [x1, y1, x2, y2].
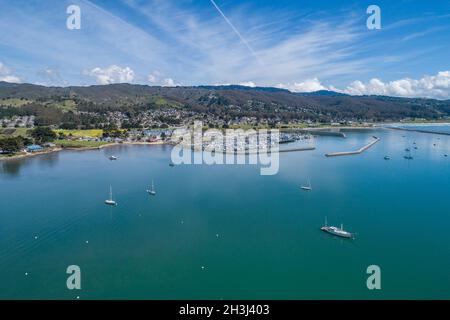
[1, 82, 449, 123]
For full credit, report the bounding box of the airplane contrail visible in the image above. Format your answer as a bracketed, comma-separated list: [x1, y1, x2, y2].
[209, 0, 259, 59]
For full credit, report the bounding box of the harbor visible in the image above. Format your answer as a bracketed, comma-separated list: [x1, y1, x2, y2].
[1, 127, 450, 299]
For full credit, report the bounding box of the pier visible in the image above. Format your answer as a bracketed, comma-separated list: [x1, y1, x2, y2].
[387, 126, 450, 136]
[325, 137, 380, 157]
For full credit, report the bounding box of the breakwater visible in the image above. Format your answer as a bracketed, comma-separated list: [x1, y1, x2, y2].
[325, 137, 380, 157]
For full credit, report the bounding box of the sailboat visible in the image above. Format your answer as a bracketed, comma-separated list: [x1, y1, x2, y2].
[300, 179, 312, 191]
[147, 180, 157, 196]
[321, 217, 353, 239]
[105, 186, 118, 206]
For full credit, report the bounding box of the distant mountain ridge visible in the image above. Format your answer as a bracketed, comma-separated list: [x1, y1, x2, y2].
[1, 82, 449, 123]
[294, 90, 349, 97]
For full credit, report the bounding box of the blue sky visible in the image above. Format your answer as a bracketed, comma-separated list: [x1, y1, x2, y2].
[0, 0, 449, 98]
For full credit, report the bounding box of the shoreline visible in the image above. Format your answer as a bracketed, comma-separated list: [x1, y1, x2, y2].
[1, 122, 448, 161]
[0, 141, 167, 161]
[0, 147, 63, 161]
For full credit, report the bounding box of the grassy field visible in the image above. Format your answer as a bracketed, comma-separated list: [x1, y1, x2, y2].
[153, 96, 183, 108]
[55, 139, 111, 148]
[46, 100, 77, 112]
[0, 98, 33, 107]
[0, 128, 29, 138]
[54, 129, 104, 138]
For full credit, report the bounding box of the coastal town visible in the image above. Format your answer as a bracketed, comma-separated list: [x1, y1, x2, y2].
[1, 83, 449, 159]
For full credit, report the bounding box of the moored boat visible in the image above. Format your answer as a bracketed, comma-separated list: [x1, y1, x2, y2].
[321, 217, 354, 239]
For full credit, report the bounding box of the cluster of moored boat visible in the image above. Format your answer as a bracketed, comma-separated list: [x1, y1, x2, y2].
[104, 181, 156, 207]
[383, 140, 449, 161]
[105, 155, 157, 206]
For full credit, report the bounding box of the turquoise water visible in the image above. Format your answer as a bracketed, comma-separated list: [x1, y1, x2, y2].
[1, 128, 450, 300]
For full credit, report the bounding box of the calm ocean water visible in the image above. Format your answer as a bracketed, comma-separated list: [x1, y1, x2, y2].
[1, 127, 450, 299]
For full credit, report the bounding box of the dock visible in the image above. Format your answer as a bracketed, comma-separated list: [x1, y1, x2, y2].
[279, 147, 316, 153]
[325, 137, 380, 157]
[223, 146, 316, 155]
[306, 130, 347, 138]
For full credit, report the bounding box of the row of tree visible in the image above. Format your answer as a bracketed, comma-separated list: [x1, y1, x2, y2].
[0, 127, 56, 154]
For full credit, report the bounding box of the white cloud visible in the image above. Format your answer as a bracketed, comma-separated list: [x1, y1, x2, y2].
[83, 65, 135, 84]
[343, 71, 450, 99]
[239, 81, 256, 87]
[147, 70, 179, 87]
[0, 62, 21, 83]
[162, 78, 178, 87]
[277, 78, 328, 92]
[273, 72, 450, 99]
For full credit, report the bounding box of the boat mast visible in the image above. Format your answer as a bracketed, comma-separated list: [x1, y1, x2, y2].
[110, 185, 113, 201]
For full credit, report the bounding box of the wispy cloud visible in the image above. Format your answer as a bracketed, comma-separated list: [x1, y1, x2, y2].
[0, 0, 448, 99]
[119, 0, 379, 86]
[209, 0, 259, 60]
[402, 27, 444, 42]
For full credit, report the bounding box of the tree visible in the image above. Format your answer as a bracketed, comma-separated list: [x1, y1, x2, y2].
[29, 127, 57, 144]
[0, 137, 26, 153]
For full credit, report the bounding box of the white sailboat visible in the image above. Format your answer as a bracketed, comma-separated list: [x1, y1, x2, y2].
[147, 180, 157, 196]
[321, 217, 353, 239]
[300, 179, 312, 191]
[105, 186, 118, 206]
